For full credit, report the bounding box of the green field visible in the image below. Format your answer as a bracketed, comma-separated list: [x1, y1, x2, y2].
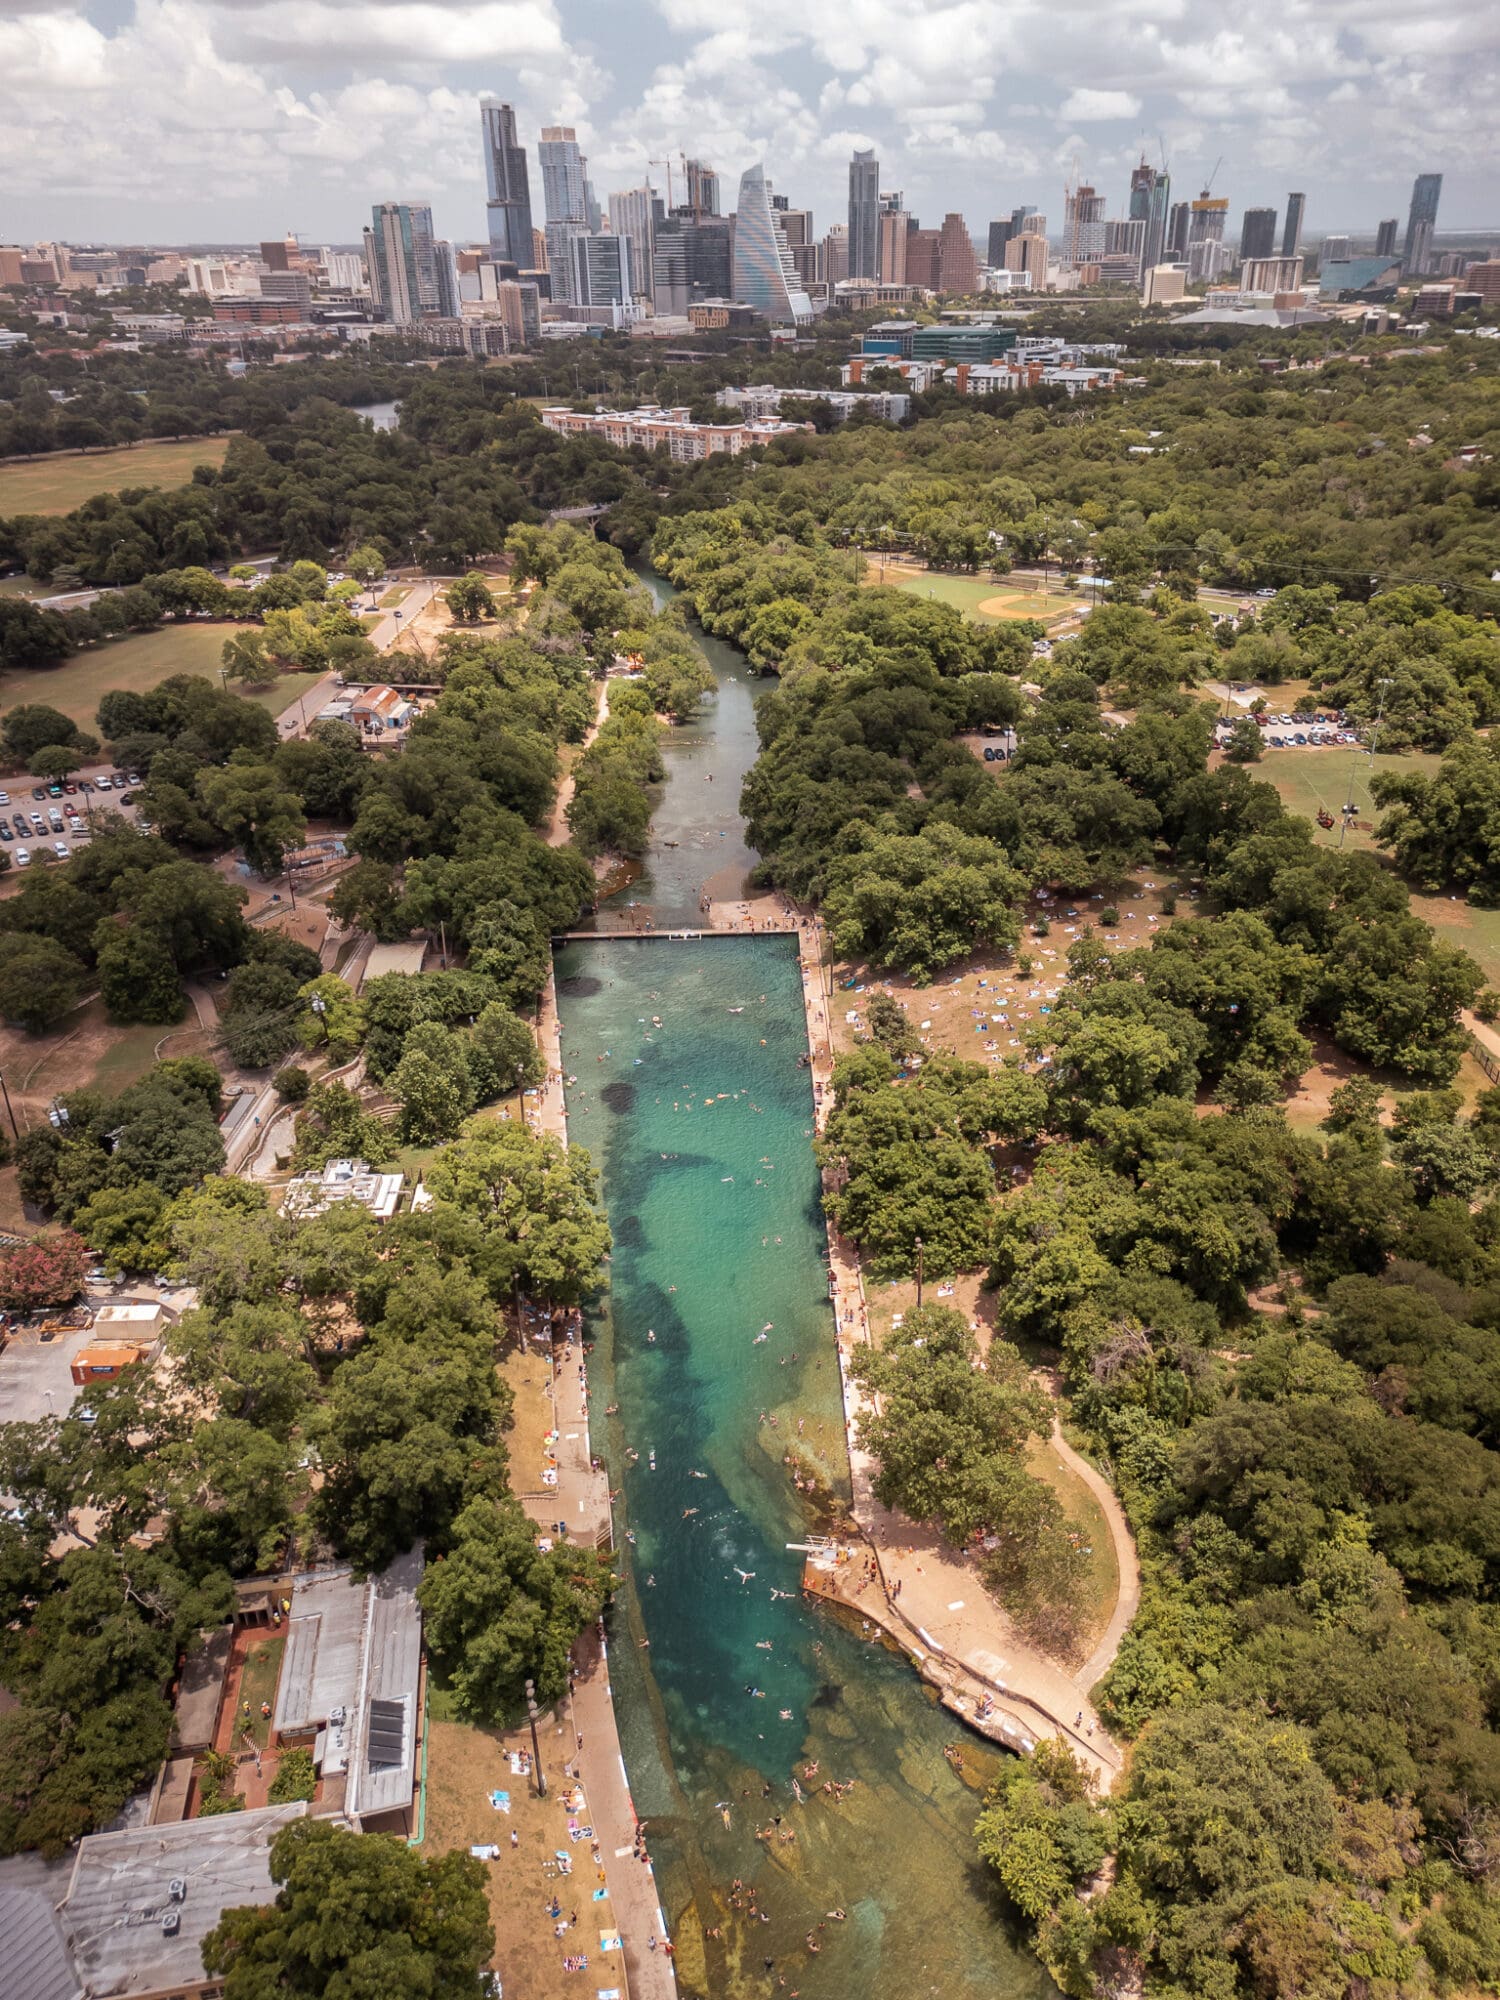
[0, 625, 322, 733]
[1255, 746, 1443, 856]
[0, 436, 232, 517]
[881, 567, 1082, 627]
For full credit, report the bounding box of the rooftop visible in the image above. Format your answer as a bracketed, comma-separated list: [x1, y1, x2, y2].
[59, 1804, 307, 1997]
[271, 1548, 423, 1824]
[279, 1157, 404, 1222]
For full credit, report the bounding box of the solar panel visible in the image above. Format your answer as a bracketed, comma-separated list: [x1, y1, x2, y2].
[366, 1697, 406, 1770]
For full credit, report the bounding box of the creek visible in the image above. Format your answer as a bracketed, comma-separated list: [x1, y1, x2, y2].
[551, 574, 1054, 1999]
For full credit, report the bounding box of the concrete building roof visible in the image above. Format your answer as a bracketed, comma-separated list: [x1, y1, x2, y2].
[360, 939, 427, 985]
[59, 1805, 307, 1997]
[279, 1158, 404, 1222]
[271, 1549, 423, 1825]
[168, 1627, 233, 1755]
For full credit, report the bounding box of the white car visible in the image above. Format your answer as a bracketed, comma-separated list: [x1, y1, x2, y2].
[52, 841, 69, 860]
[14, 848, 29, 867]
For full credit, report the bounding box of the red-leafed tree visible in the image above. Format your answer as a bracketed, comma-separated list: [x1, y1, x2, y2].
[0, 1230, 88, 1312]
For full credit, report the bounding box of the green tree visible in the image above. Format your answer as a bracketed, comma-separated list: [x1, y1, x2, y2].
[418, 1496, 613, 1720]
[201, 1817, 493, 1999]
[422, 1122, 610, 1306]
[220, 629, 273, 686]
[445, 572, 498, 623]
[197, 761, 307, 876]
[0, 934, 86, 1032]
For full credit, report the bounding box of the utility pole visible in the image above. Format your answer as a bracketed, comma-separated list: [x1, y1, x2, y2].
[525, 1678, 546, 1796]
[0, 1069, 19, 1145]
[914, 1235, 924, 1308]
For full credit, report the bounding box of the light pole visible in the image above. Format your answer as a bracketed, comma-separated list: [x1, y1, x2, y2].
[0, 1068, 19, 1145]
[525, 1678, 546, 1797]
[914, 1235, 924, 1309]
[309, 992, 328, 1042]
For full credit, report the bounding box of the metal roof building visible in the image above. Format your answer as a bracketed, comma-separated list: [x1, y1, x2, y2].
[271, 1549, 424, 1830]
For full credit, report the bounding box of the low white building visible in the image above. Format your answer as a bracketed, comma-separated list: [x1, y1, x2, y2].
[539, 403, 809, 460]
[718, 383, 910, 424]
[280, 1158, 404, 1222]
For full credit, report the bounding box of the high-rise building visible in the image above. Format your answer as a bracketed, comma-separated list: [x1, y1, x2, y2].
[733, 163, 813, 323]
[986, 219, 1012, 267]
[571, 232, 632, 308]
[1375, 218, 1399, 258]
[937, 214, 979, 293]
[1129, 160, 1156, 223]
[433, 239, 461, 319]
[480, 102, 534, 267]
[1065, 186, 1107, 265]
[1403, 173, 1442, 275]
[848, 149, 880, 280]
[905, 227, 941, 290]
[1241, 254, 1304, 295]
[1239, 207, 1278, 261]
[1282, 193, 1305, 257]
[683, 159, 720, 218]
[821, 223, 849, 286]
[608, 186, 660, 300]
[1167, 202, 1190, 259]
[1321, 234, 1351, 266]
[539, 127, 589, 226]
[1142, 173, 1171, 280]
[1004, 231, 1048, 290]
[363, 202, 441, 325]
[880, 199, 908, 284]
[259, 237, 297, 273]
[1187, 194, 1230, 280]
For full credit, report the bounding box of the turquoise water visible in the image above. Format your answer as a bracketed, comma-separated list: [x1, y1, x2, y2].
[552, 586, 1055, 2000]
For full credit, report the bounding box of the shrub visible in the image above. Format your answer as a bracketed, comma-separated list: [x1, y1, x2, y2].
[273, 1066, 312, 1102]
[268, 1747, 317, 1804]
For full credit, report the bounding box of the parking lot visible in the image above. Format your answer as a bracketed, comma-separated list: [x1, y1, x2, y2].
[0, 1320, 95, 1425]
[0, 760, 144, 873]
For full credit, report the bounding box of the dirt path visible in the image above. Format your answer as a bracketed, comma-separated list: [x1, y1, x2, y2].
[546, 680, 609, 848]
[1048, 1419, 1141, 1691]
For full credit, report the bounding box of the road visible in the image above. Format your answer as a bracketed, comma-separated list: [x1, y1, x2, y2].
[274, 578, 447, 741]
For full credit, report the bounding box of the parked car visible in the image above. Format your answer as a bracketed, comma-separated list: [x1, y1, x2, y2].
[0, 825, 12, 842]
[119, 791, 137, 806]
[124, 771, 142, 786]
[66, 815, 83, 832]
[95, 775, 112, 790]
[52, 841, 68, 860]
[0, 792, 10, 807]
[63, 782, 77, 795]
[29, 813, 45, 833]
[14, 849, 30, 867]
[30, 787, 45, 800]
[47, 785, 62, 798]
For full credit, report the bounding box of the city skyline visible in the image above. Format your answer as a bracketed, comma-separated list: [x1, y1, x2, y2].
[0, 0, 1496, 245]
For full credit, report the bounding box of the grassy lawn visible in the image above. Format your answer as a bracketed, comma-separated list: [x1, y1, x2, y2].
[1414, 896, 1500, 990]
[0, 575, 44, 599]
[0, 436, 232, 516]
[378, 586, 410, 608]
[0, 625, 323, 733]
[1255, 746, 1444, 854]
[1024, 1436, 1120, 1653]
[880, 567, 1082, 629]
[237, 1634, 286, 1751]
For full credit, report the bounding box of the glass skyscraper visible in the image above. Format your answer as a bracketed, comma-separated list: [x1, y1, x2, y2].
[848, 149, 880, 280]
[363, 202, 440, 325]
[733, 164, 812, 324]
[1282, 192, 1305, 257]
[480, 101, 534, 266]
[1403, 172, 1442, 275]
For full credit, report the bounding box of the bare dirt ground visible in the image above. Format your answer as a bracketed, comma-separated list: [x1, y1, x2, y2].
[388, 570, 513, 667]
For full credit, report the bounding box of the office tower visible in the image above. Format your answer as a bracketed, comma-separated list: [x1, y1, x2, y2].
[608, 185, 659, 299]
[986, 219, 1012, 267]
[1375, 217, 1399, 258]
[1240, 206, 1278, 261]
[733, 163, 812, 322]
[905, 227, 940, 289]
[363, 202, 440, 325]
[259, 237, 297, 272]
[1321, 234, 1350, 265]
[1010, 204, 1039, 238]
[480, 101, 534, 266]
[1403, 173, 1442, 275]
[881, 200, 909, 283]
[684, 159, 720, 218]
[1241, 255, 1304, 295]
[539, 127, 588, 225]
[1004, 231, 1048, 290]
[1167, 201, 1190, 259]
[1282, 192, 1305, 257]
[432, 240, 461, 319]
[655, 213, 733, 314]
[938, 214, 979, 293]
[1128, 160, 1156, 223]
[1141, 263, 1186, 306]
[1142, 173, 1171, 279]
[848, 149, 880, 280]
[1065, 186, 1107, 265]
[572, 232, 632, 308]
[777, 204, 814, 252]
[821, 222, 849, 285]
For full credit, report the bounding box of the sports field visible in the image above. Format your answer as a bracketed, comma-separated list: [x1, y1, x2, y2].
[1254, 746, 1443, 856]
[0, 435, 232, 516]
[0, 624, 321, 732]
[873, 564, 1084, 628]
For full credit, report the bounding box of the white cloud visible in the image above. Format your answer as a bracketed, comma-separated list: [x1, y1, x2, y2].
[1058, 87, 1142, 120]
[217, 1, 566, 65]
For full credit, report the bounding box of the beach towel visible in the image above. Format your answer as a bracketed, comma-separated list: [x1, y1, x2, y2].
[489, 1791, 511, 1812]
[469, 1844, 500, 1860]
[599, 1932, 622, 1952]
[592, 1887, 608, 1901]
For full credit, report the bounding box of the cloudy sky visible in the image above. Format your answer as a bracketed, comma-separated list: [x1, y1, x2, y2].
[1, 0, 1495, 246]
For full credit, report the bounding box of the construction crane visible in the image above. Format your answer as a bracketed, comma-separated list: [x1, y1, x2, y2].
[1202, 155, 1224, 194]
[647, 156, 674, 209]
